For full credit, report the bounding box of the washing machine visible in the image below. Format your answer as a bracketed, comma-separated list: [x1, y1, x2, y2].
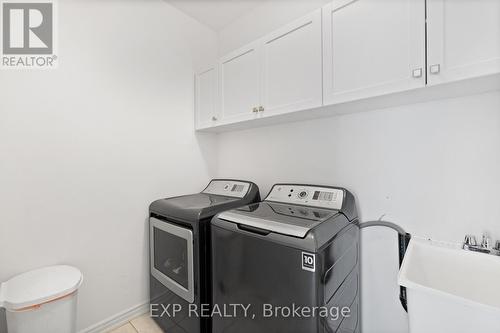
[211, 184, 360, 333]
[149, 179, 260, 333]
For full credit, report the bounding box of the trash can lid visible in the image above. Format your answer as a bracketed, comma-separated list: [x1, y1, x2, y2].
[0, 265, 83, 311]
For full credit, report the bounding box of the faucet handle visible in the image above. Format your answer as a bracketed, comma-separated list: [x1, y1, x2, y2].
[481, 233, 491, 249]
[464, 234, 478, 246]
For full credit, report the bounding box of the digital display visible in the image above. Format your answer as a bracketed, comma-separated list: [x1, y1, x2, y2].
[231, 184, 244, 192]
[312, 191, 334, 201]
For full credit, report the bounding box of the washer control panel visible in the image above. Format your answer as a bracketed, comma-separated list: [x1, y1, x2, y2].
[202, 180, 251, 198]
[265, 184, 344, 210]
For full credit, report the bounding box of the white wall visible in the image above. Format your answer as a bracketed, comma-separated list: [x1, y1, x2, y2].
[0, 0, 218, 331]
[215, 3, 500, 332]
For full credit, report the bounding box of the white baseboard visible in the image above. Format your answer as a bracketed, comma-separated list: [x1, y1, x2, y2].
[79, 302, 150, 333]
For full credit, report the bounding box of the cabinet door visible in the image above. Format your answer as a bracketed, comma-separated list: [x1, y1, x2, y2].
[219, 42, 262, 123]
[323, 0, 426, 105]
[261, 9, 323, 116]
[195, 66, 218, 130]
[427, 0, 500, 85]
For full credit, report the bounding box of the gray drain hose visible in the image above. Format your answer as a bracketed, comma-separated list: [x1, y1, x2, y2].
[359, 220, 411, 312]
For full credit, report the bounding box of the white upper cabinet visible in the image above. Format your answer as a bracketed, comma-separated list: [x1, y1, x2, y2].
[219, 41, 262, 124]
[426, 0, 500, 85]
[196, 1, 500, 131]
[322, 0, 426, 105]
[261, 9, 323, 116]
[195, 66, 218, 129]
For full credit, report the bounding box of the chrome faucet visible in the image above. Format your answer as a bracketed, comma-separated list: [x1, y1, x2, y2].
[463, 233, 500, 256]
[481, 233, 491, 249]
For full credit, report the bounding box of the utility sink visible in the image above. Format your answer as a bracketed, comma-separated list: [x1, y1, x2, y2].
[398, 238, 500, 333]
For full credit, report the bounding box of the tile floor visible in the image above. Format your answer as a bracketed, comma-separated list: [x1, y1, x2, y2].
[108, 314, 163, 333]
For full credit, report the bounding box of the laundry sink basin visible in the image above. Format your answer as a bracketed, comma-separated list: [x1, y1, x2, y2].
[398, 238, 500, 333]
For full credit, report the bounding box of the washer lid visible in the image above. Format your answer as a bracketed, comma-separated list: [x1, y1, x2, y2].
[0, 265, 83, 311]
[217, 202, 338, 238]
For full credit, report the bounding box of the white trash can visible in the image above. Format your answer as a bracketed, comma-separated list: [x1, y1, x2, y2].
[0, 265, 83, 333]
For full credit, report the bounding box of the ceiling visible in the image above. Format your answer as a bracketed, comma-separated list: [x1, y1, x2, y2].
[166, 0, 269, 31]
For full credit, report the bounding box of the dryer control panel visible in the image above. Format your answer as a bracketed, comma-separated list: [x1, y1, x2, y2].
[202, 180, 250, 198]
[265, 184, 344, 210]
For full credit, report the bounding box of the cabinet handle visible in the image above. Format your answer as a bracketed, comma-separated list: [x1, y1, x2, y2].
[429, 64, 440, 75]
[258, 106, 264, 112]
[412, 68, 423, 78]
[212, 116, 218, 121]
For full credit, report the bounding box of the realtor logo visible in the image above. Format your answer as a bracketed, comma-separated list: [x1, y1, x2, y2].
[1, 1, 57, 68]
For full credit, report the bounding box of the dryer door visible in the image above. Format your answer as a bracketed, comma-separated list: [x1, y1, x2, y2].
[150, 217, 194, 303]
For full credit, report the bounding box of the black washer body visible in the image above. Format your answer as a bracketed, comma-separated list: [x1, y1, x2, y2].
[211, 184, 360, 333]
